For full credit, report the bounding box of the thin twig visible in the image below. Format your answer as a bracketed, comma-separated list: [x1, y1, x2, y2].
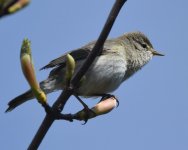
[28, 0, 127, 149]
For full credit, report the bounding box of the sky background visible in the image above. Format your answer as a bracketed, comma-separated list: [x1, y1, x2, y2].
[1, 0, 188, 150]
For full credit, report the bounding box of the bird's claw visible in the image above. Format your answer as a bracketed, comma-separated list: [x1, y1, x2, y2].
[82, 107, 96, 125]
[116, 99, 119, 107]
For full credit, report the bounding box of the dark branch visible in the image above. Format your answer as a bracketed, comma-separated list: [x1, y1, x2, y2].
[28, 0, 127, 149]
[70, 0, 126, 87]
[27, 90, 73, 150]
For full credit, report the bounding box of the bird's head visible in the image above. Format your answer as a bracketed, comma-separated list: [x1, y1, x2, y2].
[120, 31, 164, 70]
[125, 31, 164, 57]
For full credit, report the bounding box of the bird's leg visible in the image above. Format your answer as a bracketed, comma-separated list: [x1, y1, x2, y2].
[99, 94, 119, 107]
[74, 94, 96, 124]
[74, 95, 89, 109]
[42, 102, 73, 122]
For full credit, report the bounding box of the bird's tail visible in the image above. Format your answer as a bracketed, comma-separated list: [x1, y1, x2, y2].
[5, 90, 34, 112]
[5, 77, 58, 112]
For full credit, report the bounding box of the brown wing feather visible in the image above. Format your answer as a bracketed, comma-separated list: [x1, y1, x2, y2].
[40, 39, 114, 73]
[40, 48, 91, 70]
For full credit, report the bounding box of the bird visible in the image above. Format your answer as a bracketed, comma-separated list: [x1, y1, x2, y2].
[6, 31, 164, 112]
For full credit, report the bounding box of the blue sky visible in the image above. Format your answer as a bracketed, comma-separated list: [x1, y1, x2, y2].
[1, 0, 188, 150]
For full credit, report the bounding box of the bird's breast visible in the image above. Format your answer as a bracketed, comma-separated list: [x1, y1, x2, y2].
[76, 54, 127, 96]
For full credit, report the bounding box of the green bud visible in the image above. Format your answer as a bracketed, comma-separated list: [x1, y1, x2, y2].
[0, 0, 30, 18]
[65, 54, 75, 85]
[8, 0, 30, 14]
[20, 39, 47, 104]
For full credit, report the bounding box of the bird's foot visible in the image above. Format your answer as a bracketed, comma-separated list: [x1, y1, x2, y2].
[73, 106, 96, 125]
[74, 95, 96, 124]
[82, 106, 96, 125]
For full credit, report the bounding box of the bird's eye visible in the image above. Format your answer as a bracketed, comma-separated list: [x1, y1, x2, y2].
[141, 43, 147, 48]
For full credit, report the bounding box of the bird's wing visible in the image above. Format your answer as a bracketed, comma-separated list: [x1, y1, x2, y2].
[40, 48, 91, 70]
[40, 40, 114, 70]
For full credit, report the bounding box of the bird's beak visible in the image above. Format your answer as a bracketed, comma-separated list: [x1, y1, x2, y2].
[151, 49, 164, 56]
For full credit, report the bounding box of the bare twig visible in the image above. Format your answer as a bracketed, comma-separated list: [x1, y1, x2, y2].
[28, 0, 127, 149]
